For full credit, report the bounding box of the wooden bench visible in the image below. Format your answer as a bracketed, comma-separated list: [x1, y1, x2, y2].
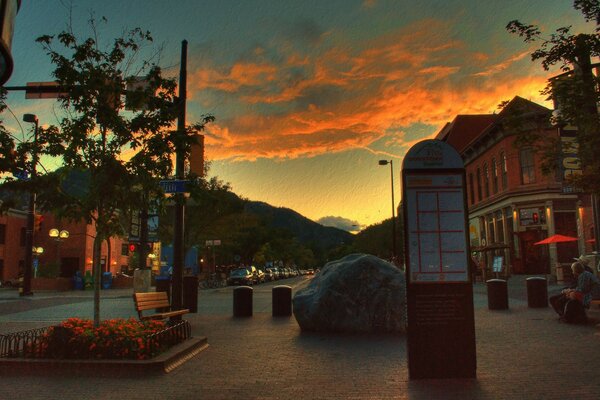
[133, 292, 189, 321]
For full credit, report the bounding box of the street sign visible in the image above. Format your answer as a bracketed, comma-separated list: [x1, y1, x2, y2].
[159, 179, 190, 194]
[25, 81, 67, 99]
[13, 170, 28, 180]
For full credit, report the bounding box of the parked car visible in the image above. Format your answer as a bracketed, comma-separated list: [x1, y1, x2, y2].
[256, 268, 266, 283]
[265, 268, 277, 281]
[227, 268, 253, 286]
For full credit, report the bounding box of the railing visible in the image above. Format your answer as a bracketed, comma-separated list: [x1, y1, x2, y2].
[146, 320, 191, 355]
[0, 326, 49, 358]
[0, 320, 191, 359]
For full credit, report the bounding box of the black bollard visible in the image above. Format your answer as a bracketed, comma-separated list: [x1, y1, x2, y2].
[272, 285, 292, 317]
[486, 279, 508, 310]
[233, 286, 253, 317]
[526, 277, 548, 308]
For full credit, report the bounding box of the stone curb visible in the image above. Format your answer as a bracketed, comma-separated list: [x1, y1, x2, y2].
[0, 336, 208, 376]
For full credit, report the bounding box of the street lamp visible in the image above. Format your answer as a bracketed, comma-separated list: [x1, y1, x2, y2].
[379, 159, 397, 262]
[49, 228, 69, 273]
[21, 113, 39, 296]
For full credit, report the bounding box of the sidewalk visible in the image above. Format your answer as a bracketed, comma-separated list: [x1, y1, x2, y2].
[0, 277, 599, 400]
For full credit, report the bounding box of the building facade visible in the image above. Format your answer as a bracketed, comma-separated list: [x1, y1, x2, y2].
[0, 210, 134, 283]
[437, 97, 593, 281]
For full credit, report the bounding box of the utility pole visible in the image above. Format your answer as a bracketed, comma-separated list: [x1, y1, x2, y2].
[172, 40, 187, 310]
[21, 114, 39, 296]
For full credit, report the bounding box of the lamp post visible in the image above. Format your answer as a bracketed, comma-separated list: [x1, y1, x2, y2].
[49, 228, 69, 274]
[32, 246, 44, 278]
[21, 113, 39, 296]
[379, 159, 397, 261]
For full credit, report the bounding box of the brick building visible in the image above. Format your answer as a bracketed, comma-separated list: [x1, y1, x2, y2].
[0, 210, 132, 283]
[0, 208, 27, 282]
[437, 96, 594, 281]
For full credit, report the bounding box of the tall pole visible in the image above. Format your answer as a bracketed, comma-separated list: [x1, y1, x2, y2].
[21, 115, 38, 296]
[172, 40, 187, 309]
[379, 159, 397, 262]
[390, 160, 397, 261]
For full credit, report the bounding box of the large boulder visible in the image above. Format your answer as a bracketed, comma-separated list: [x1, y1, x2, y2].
[293, 253, 406, 333]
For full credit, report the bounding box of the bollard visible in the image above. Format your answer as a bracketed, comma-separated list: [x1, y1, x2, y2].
[486, 279, 508, 310]
[272, 285, 292, 317]
[526, 277, 548, 308]
[233, 286, 253, 317]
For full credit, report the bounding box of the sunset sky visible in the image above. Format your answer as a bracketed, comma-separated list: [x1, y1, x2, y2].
[4, 1, 594, 231]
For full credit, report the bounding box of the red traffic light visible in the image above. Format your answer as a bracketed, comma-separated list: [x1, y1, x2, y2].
[34, 214, 44, 231]
[128, 243, 136, 252]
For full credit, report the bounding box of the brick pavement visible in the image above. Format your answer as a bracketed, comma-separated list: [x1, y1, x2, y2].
[0, 276, 599, 399]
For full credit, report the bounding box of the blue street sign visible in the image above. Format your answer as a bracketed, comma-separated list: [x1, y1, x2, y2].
[159, 179, 190, 194]
[13, 170, 29, 180]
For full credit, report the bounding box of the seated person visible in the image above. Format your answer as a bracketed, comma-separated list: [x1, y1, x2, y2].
[550, 261, 599, 323]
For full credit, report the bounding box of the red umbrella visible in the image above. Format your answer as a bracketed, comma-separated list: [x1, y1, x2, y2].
[534, 234, 578, 245]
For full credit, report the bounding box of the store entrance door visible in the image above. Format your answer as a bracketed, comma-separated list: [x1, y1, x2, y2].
[519, 229, 549, 274]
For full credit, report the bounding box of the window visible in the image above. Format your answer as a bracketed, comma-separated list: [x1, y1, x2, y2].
[468, 173, 475, 205]
[483, 163, 490, 198]
[500, 152, 508, 189]
[476, 168, 482, 201]
[121, 243, 129, 256]
[520, 148, 536, 184]
[492, 158, 498, 194]
[0, 224, 5, 244]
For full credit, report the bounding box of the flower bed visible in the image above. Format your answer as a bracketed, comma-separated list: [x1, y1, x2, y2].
[22, 318, 187, 360]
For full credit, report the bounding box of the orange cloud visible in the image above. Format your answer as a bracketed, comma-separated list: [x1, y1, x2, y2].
[190, 19, 551, 162]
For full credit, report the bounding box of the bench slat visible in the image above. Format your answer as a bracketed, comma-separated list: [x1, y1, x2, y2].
[133, 291, 189, 321]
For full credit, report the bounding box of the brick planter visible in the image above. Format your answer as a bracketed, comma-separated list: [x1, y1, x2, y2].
[0, 336, 208, 376]
[112, 275, 133, 289]
[31, 277, 73, 291]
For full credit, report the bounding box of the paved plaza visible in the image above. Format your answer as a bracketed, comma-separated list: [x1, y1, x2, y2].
[0, 276, 599, 400]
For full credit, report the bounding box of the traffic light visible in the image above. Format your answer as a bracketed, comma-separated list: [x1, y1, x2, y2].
[129, 243, 137, 253]
[34, 214, 44, 231]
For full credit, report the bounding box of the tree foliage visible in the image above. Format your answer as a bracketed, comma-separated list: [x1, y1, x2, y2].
[507, 0, 600, 193]
[4, 16, 212, 325]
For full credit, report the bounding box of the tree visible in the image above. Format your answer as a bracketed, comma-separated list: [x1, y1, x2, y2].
[28, 17, 205, 326]
[506, 0, 600, 193]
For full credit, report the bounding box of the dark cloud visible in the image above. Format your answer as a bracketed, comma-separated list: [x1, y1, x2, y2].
[317, 216, 362, 232]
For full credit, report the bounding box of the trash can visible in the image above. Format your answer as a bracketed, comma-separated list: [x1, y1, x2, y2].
[486, 279, 508, 310]
[233, 286, 253, 317]
[101, 272, 113, 289]
[73, 271, 84, 290]
[526, 277, 548, 308]
[272, 285, 292, 317]
[83, 271, 93, 290]
[154, 277, 171, 312]
[183, 275, 199, 313]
